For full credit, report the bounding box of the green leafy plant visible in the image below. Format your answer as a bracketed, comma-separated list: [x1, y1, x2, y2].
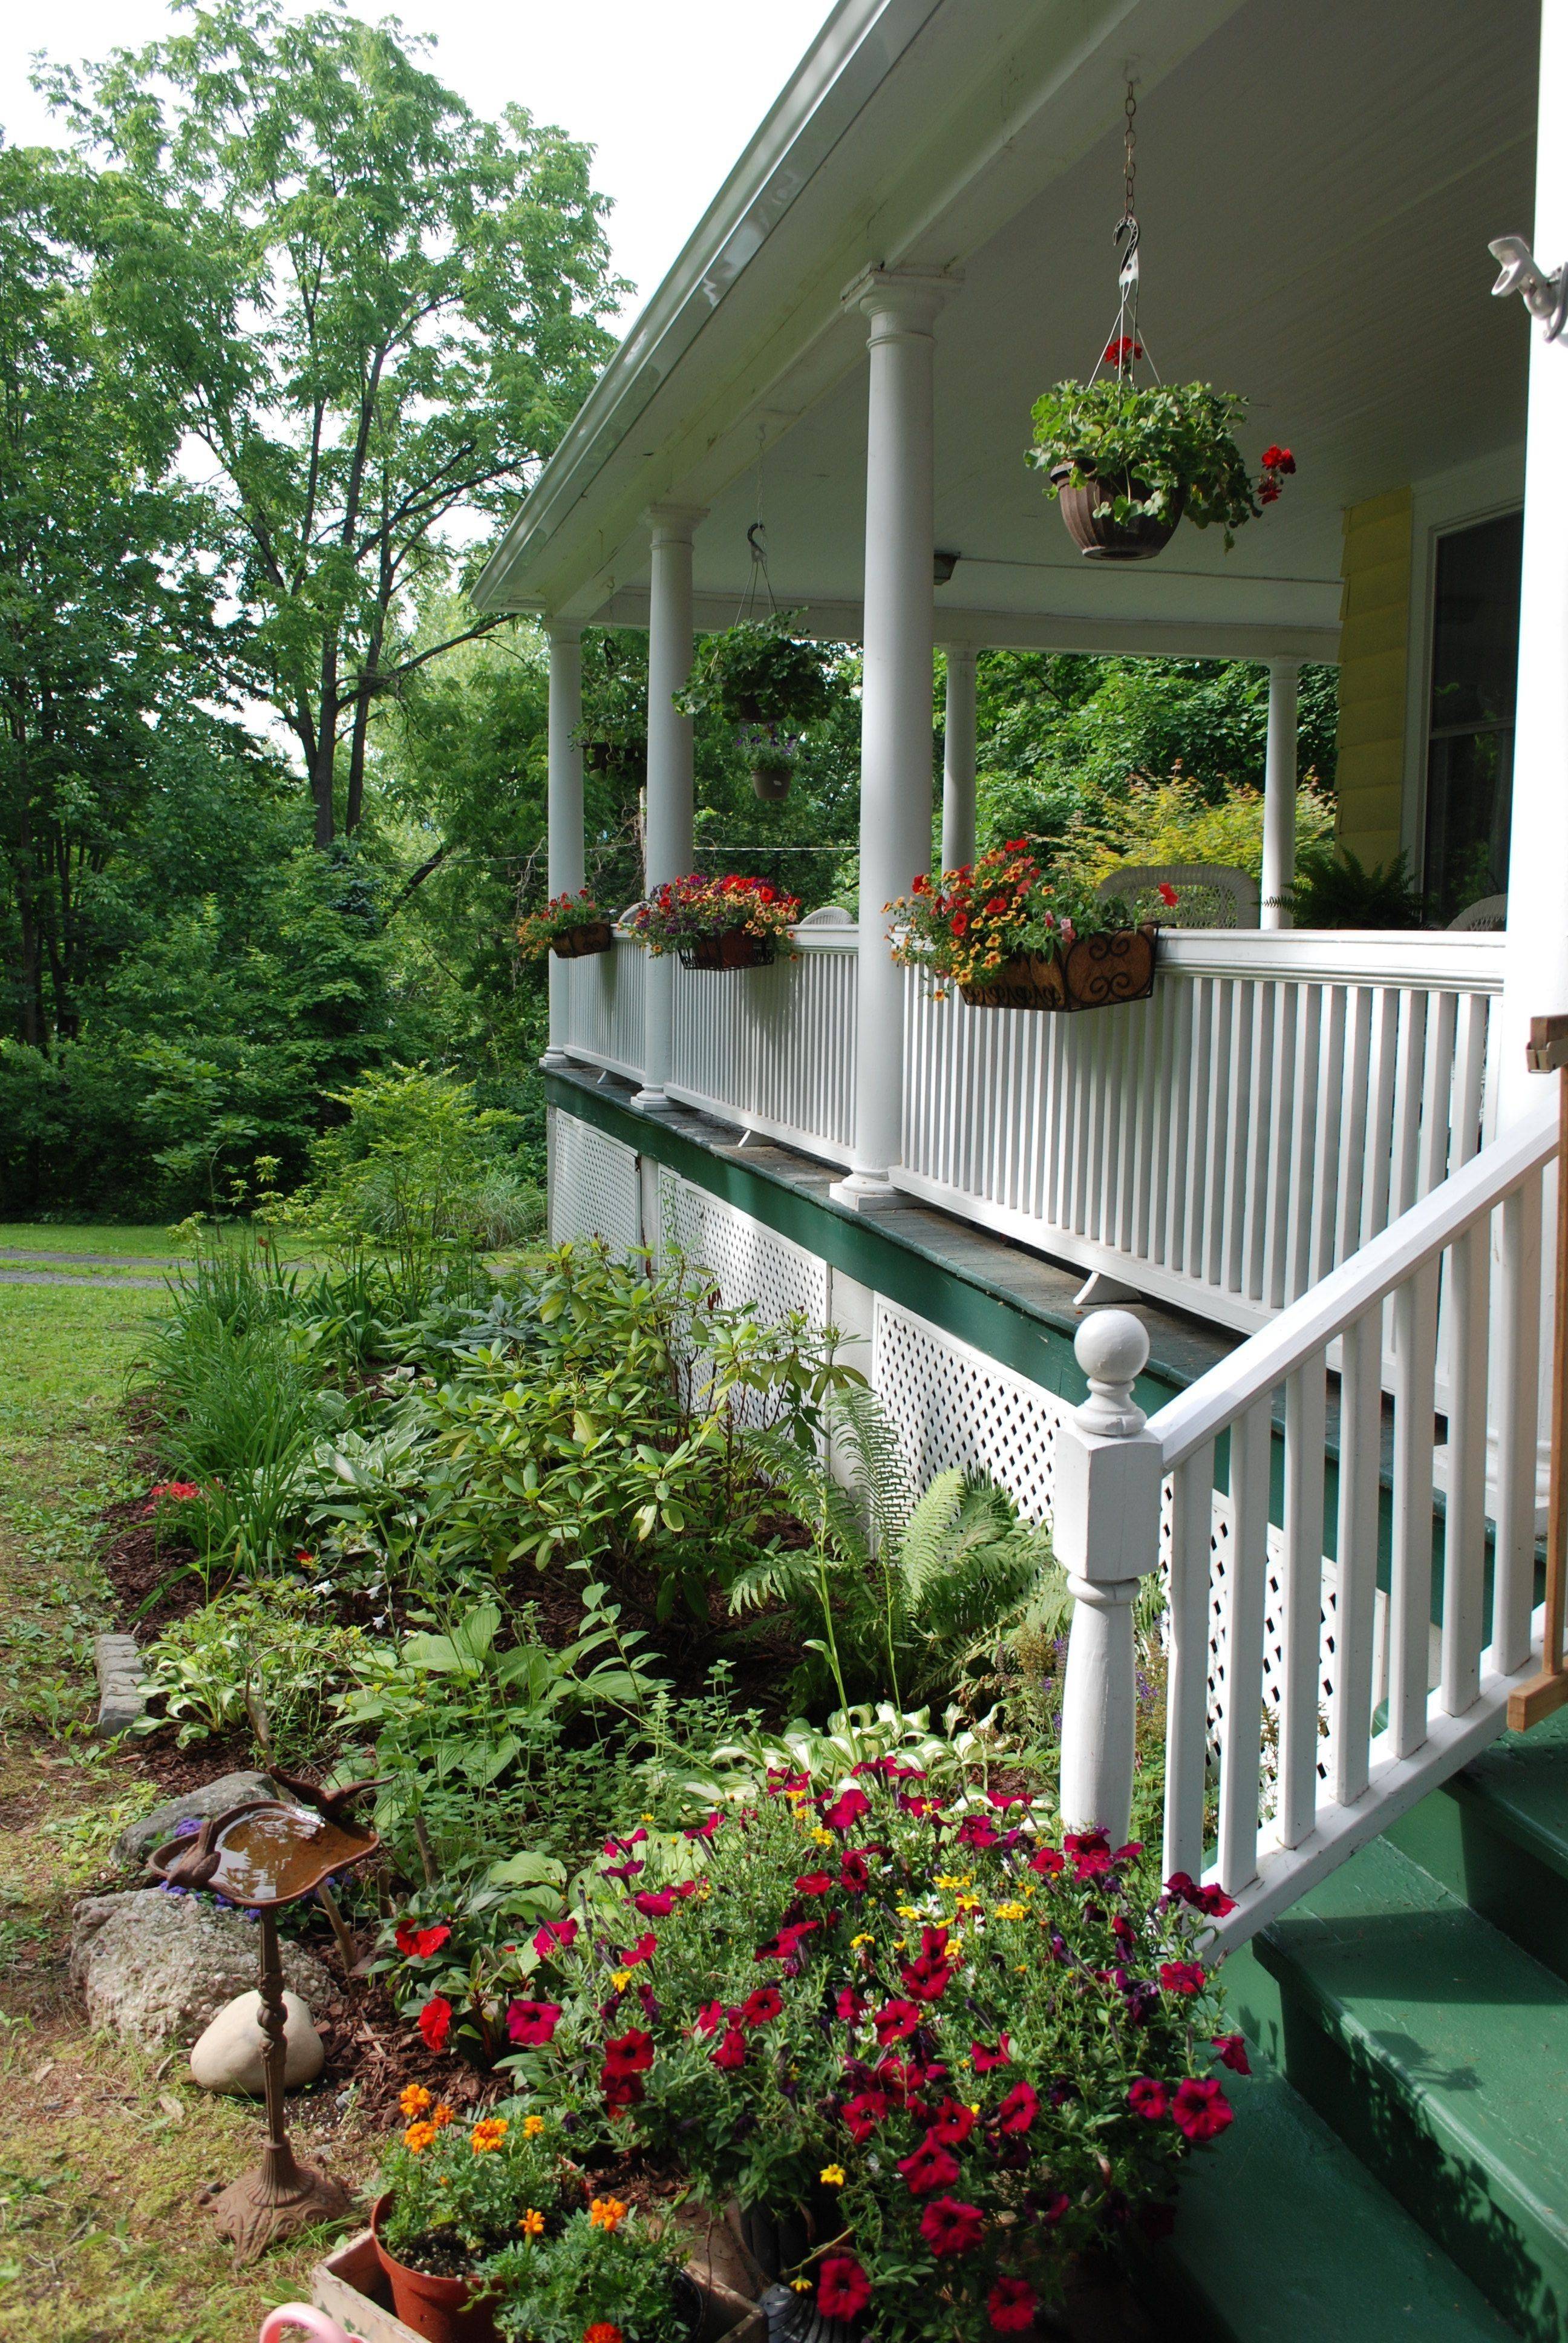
[136, 1584, 369, 1762]
[1029, 379, 1290, 549]
[627, 874, 800, 958]
[503, 1772, 1243, 2343]
[676, 613, 837, 731]
[483, 2195, 694, 2343]
[1289, 844, 1431, 929]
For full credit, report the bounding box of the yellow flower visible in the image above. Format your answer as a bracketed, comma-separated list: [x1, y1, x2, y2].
[934, 1875, 966, 1892]
[523, 2114, 546, 2138]
[470, 2117, 509, 2153]
[403, 2122, 437, 2154]
[518, 2207, 545, 2237]
[399, 2083, 433, 2119]
[955, 1893, 983, 1916]
[791, 2279, 812, 2294]
[820, 2165, 846, 2187]
[850, 1933, 873, 1949]
[895, 1904, 920, 1920]
[993, 1902, 1028, 1922]
[610, 1968, 633, 1991]
[589, 2195, 629, 2233]
[641, 1812, 655, 1823]
[810, 1827, 834, 1846]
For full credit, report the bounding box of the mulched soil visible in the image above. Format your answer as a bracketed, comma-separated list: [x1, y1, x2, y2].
[100, 1504, 207, 1635]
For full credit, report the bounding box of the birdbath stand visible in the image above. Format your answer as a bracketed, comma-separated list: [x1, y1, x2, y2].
[149, 1791, 379, 2264]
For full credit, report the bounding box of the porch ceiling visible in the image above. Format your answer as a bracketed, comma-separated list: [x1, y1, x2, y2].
[476, 0, 1537, 661]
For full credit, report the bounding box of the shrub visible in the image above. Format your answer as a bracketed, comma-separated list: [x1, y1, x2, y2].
[137, 1584, 368, 1763]
[504, 1770, 1241, 2342]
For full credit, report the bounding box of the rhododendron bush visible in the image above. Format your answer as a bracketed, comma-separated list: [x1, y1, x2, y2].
[498, 1766, 1240, 2341]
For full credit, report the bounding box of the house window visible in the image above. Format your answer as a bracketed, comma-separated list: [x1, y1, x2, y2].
[1422, 508, 1523, 922]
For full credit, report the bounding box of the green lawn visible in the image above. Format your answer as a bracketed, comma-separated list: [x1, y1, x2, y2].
[0, 1223, 188, 1258]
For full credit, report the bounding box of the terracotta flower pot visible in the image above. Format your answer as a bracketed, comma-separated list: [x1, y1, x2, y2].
[1050, 464, 1184, 561]
[370, 2195, 500, 2343]
[678, 929, 776, 971]
[958, 924, 1158, 1012]
[549, 920, 614, 959]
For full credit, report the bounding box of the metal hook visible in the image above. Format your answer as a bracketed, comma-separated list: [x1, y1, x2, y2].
[747, 522, 767, 563]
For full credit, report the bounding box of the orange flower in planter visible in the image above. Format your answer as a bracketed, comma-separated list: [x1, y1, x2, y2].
[469, 2117, 509, 2152]
[402, 2121, 437, 2154]
[582, 2325, 623, 2343]
[588, 2195, 628, 2233]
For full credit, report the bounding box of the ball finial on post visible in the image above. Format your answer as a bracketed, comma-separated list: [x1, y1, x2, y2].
[1074, 1308, 1150, 1437]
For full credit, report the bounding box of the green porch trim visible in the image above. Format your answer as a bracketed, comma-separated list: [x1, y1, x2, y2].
[546, 1073, 1185, 1415]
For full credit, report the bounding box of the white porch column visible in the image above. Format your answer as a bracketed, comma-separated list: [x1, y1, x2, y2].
[940, 644, 978, 874]
[635, 502, 705, 1110]
[831, 267, 956, 1207]
[1498, 0, 1568, 1129]
[1259, 658, 1299, 930]
[540, 621, 584, 1070]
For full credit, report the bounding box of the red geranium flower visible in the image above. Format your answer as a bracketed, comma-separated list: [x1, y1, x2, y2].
[1160, 1961, 1206, 1998]
[987, 2276, 1039, 2334]
[1102, 334, 1143, 365]
[741, 1987, 783, 2028]
[818, 2257, 873, 2321]
[873, 1998, 923, 2045]
[1259, 482, 1281, 503]
[1260, 445, 1296, 474]
[822, 1788, 871, 1832]
[1172, 2076, 1233, 2141]
[840, 2089, 890, 2143]
[711, 2027, 748, 2071]
[996, 2080, 1039, 2134]
[794, 1871, 833, 1896]
[1158, 882, 1180, 908]
[505, 1999, 562, 2047]
[1213, 2034, 1252, 2075]
[394, 1921, 451, 1961]
[971, 2036, 1011, 2073]
[920, 2196, 985, 2257]
[1128, 2077, 1169, 2120]
[898, 2136, 961, 2195]
[417, 1995, 451, 2053]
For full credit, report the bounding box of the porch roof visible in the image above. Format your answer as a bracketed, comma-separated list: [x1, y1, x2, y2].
[474, 0, 1537, 663]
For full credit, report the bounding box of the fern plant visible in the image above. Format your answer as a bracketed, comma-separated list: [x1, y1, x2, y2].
[733, 1383, 1050, 1709]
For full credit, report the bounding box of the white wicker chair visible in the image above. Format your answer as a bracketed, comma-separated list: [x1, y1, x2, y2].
[1095, 862, 1261, 929]
[1447, 893, 1508, 932]
[797, 905, 855, 927]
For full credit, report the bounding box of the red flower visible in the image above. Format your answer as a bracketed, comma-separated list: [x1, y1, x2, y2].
[971, 2036, 1011, 2073]
[1157, 882, 1180, 908]
[1172, 2076, 1233, 2142]
[835, 1986, 867, 2024]
[756, 1919, 820, 1964]
[394, 1921, 451, 1961]
[603, 2028, 654, 2075]
[633, 1889, 676, 1918]
[1064, 1829, 1113, 1879]
[1102, 334, 1143, 365]
[150, 1480, 201, 1501]
[1259, 482, 1281, 504]
[822, 1788, 871, 1832]
[794, 1871, 833, 1897]
[818, 2256, 873, 2321]
[683, 1811, 723, 1841]
[1165, 1871, 1236, 1918]
[956, 1814, 999, 1850]
[996, 2080, 1039, 2134]
[1040, 2191, 1071, 2224]
[1260, 445, 1296, 474]
[711, 2026, 748, 2071]
[1160, 1961, 1206, 1998]
[952, 911, 969, 937]
[602, 2071, 644, 2110]
[416, 1995, 451, 2052]
[1029, 1846, 1064, 1876]
[898, 2135, 961, 2195]
[621, 1932, 658, 1968]
[929, 2097, 976, 2146]
[533, 1918, 579, 1960]
[840, 2089, 890, 2143]
[1213, 2034, 1252, 2075]
[838, 1850, 871, 1893]
[987, 2276, 1039, 2334]
[505, 1999, 562, 2047]
[987, 1791, 1029, 1811]
[696, 2000, 725, 2035]
[741, 1987, 783, 2028]
[920, 2196, 985, 2257]
[873, 1998, 923, 2045]
[1128, 2077, 1169, 2120]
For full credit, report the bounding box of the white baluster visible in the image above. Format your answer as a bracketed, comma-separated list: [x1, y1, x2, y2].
[1055, 1312, 1163, 1841]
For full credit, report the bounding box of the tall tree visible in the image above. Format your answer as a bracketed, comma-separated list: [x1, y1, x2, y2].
[44, 0, 622, 844]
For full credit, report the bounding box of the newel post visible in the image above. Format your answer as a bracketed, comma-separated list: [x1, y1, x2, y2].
[1054, 1311, 1165, 1842]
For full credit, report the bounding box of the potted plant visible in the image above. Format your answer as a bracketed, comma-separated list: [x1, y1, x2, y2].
[499, 1771, 1243, 2343]
[482, 2194, 702, 2343]
[372, 2093, 565, 2343]
[628, 874, 801, 971]
[889, 844, 1171, 1012]
[1028, 372, 1294, 561]
[675, 614, 837, 801]
[517, 892, 615, 962]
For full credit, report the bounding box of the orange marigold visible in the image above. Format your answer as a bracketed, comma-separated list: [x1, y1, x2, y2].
[431, 2102, 457, 2129]
[588, 2195, 629, 2233]
[403, 2122, 437, 2154]
[523, 2114, 546, 2137]
[583, 2326, 623, 2343]
[399, 2083, 433, 2119]
[518, 2207, 546, 2237]
[470, 2117, 509, 2153]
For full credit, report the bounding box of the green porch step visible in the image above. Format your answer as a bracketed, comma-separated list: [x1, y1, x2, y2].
[1157, 2054, 1518, 2342]
[1230, 1834, 1568, 2343]
[1387, 1705, 1568, 1985]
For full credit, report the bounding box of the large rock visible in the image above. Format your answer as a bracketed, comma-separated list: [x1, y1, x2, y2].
[189, 1988, 324, 2095]
[71, 1887, 332, 2053]
[116, 1771, 276, 1873]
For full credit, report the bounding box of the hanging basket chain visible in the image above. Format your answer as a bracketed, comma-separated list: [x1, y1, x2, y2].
[736, 424, 779, 628]
[1088, 78, 1160, 391]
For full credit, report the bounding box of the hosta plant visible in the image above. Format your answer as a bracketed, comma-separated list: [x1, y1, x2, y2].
[498, 1767, 1243, 2342]
[889, 842, 1166, 995]
[1028, 378, 1293, 550]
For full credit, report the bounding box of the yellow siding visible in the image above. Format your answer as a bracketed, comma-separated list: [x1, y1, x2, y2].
[1335, 487, 1413, 868]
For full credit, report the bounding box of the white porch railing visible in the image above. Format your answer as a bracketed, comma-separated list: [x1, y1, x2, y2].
[1051, 1093, 1558, 1952]
[558, 928, 647, 1084]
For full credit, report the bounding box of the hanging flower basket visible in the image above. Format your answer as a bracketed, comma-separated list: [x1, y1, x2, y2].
[889, 845, 1170, 1014]
[676, 612, 836, 804]
[516, 891, 614, 962]
[1048, 463, 1185, 562]
[958, 923, 1158, 1011]
[548, 920, 613, 960]
[679, 929, 777, 972]
[1031, 379, 1290, 560]
[629, 873, 800, 968]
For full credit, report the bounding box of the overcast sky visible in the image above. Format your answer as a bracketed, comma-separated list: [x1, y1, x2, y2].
[0, 1, 841, 322]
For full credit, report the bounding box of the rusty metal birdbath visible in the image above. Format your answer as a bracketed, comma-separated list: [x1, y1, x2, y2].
[149, 1785, 380, 2264]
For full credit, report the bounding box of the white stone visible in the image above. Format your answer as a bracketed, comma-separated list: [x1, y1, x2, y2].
[189, 1988, 324, 2096]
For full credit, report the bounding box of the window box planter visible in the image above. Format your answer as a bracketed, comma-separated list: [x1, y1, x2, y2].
[1048, 465, 1183, 563]
[678, 931, 777, 972]
[549, 920, 614, 960]
[958, 924, 1158, 1012]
